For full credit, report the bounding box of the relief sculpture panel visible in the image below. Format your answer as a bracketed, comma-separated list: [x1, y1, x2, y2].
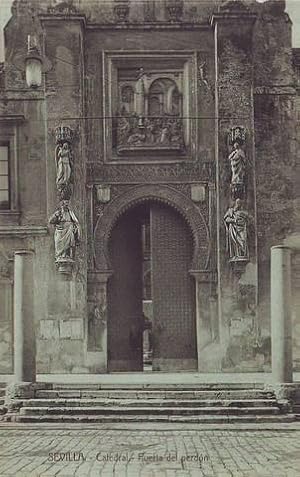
[116, 70, 185, 153]
[104, 53, 196, 161]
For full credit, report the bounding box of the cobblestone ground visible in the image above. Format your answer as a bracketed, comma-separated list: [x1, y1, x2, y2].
[0, 426, 300, 476]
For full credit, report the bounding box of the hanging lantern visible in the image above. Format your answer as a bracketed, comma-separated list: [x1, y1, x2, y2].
[25, 35, 42, 89]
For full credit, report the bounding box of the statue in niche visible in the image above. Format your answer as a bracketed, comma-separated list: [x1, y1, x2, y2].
[228, 140, 246, 199]
[49, 200, 80, 263]
[55, 142, 73, 199]
[224, 198, 249, 262]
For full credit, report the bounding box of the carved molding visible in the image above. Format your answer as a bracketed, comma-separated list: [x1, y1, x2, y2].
[87, 161, 215, 183]
[93, 184, 211, 272]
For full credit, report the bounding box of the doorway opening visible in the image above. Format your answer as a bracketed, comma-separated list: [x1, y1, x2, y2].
[107, 201, 197, 372]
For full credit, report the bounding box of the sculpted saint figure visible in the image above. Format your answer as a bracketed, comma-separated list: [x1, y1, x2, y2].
[49, 200, 80, 262]
[228, 141, 246, 187]
[224, 199, 249, 261]
[55, 142, 72, 192]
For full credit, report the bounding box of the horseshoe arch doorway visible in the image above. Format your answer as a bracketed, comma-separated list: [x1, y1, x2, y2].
[107, 200, 197, 372]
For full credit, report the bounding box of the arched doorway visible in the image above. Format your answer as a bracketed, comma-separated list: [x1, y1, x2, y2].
[107, 201, 197, 372]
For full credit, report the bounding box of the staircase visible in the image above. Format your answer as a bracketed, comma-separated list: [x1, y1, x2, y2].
[6, 383, 295, 423]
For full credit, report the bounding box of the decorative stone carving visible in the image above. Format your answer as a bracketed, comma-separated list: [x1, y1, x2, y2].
[224, 199, 249, 263]
[88, 161, 215, 183]
[116, 68, 184, 153]
[88, 304, 106, 352]
[117, 115, 184, 152]
[96, 185, 111, 204]
[47, 0, 78, 15]
[113, 0, 130, 22]
[228, 126, 247, 200]
[229, 125, 246, 145]
[93, 184, 211, 271]
[191, 184, 206, 203]
[166, 0, 183, 22]
[54, 126, 74, 200]
[11, 0, 35, 17]
[49, 200, 81, 275]
[198, 62, 210, 91]
[144, 0, 156, 22]
[0, 249, 11, 278]
[219, 0, 250, 14]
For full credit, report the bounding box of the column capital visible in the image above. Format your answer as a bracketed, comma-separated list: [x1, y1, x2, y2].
[88, 270, 113, 285]
[189, 269, 217, 283]
[14, 249, 35, 256]
[271, 245, 292, 251]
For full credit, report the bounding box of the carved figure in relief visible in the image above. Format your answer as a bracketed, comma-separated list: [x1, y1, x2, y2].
[228, 141, 246, 189]
[55, 142, 72, 194]
[224, 199, 249, 262]
[88, 304, 106, 351]
[49, 200, 80, 262]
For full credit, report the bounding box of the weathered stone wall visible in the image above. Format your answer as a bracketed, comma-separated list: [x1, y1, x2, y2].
[36, 16, 88, 373]
[253, 1, 299, 369]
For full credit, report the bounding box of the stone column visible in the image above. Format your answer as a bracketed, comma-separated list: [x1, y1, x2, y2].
[271, 245, 293, 383]
[13, 250, 36, 382]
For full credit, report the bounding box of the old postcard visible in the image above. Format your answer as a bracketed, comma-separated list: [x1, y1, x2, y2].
[0, 0, 299, 476]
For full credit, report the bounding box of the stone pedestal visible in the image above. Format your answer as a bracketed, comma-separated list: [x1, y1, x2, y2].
[13, 250, 36, 382]
[271, 245, 293, 383]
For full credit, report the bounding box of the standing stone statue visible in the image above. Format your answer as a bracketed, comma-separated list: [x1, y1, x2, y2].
[55, 142, 73, 197]
[228, 141, 246, 198]
[224, 198, 249, 262]
[49, 200, 80, 263]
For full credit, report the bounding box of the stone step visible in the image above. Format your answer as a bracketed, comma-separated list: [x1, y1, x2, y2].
[12, 414, 295, 424]
[51, 383, 265, 390]
[0, 390, 5, 397]
[20, 398, 279, 408]
[35, 389, 274, 400]
[19, 406, 280, 416]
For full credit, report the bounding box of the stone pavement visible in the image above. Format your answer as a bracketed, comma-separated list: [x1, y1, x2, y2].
[0, 424, 300, 476]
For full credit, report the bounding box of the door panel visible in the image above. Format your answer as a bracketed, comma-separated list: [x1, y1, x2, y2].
[150, 203, 197, 371]
[107, 210, 143, 372]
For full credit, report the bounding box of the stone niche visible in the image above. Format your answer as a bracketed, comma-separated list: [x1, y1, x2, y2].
[104, 52, 197, 161]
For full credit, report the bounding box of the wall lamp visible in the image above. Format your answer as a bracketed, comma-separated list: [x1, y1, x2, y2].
[12, 35, 52, 89]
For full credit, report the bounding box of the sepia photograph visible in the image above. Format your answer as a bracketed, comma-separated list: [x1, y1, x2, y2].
[0, 0, 299, 475]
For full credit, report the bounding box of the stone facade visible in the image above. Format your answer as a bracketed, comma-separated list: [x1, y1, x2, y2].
[0, 0, 299, 375]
